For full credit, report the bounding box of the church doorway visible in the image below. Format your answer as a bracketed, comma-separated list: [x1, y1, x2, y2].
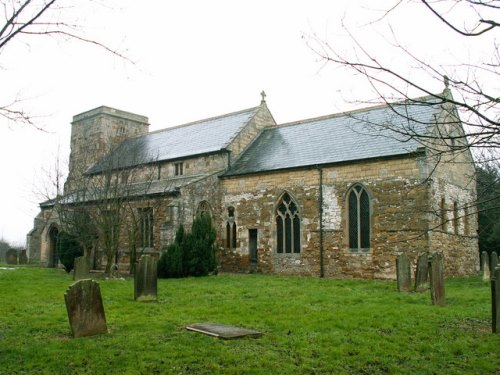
[48, 226, 59, 268]
[249, 229, 258, 271]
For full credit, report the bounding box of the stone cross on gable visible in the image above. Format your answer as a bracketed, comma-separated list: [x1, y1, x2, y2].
[444, 75, 449, 88]
[260, 90, 266, 104]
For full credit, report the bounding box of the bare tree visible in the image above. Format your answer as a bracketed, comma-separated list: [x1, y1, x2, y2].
[54, 134, 165, 274]
[0, 0, 131, 127]
[307, 0, 499, 163]
[306, 1, 500, 250]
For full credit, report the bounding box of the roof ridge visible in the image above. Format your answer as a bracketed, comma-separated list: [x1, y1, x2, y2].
[278, 94, 439, 128]
[144, 105, 261, 137]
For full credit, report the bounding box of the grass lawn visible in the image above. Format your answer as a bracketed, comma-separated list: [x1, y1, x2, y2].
[0, 266, 498, 374]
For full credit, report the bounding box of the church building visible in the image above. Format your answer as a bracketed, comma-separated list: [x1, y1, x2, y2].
[27, 89, 479, 278]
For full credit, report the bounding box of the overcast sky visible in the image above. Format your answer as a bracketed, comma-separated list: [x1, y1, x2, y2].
[0, 0, 493, 245]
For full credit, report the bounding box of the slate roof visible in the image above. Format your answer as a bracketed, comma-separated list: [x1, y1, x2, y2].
[42, 174, 211, 207]
[87, 106, 261, 174]
[224, 97, 443, 177]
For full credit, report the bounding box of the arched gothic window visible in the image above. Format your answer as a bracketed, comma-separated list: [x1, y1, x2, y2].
[347, 184, 371, 251]
[226, 206, 237, 249]
[276, 192, 301, 254]
[196, 200, 212, 218]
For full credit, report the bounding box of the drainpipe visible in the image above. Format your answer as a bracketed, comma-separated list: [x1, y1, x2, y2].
[318, 166, 324, 278]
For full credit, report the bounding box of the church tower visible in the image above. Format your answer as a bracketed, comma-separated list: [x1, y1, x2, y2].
[64, 106, 149, 193]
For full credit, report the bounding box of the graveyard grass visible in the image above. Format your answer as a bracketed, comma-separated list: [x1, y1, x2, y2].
[0, 267, 498, 374]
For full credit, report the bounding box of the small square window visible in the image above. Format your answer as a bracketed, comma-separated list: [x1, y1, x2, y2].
[175, 162, 183, 176]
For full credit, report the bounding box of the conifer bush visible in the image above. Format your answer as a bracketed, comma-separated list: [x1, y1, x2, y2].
[158, 215, 218, 278]
[158, 225, 185, 278]
[187, 214, 217, 276]
[56, 231, 83, 273]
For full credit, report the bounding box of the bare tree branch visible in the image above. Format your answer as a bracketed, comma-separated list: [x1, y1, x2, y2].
[1, 1, 133, 128]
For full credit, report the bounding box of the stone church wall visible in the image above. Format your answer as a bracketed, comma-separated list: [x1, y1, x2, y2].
[66, 107, 149, 193]
[227, 105, 276, 162]
[219, 155, 476, 279]
[427, 148, 479, 276]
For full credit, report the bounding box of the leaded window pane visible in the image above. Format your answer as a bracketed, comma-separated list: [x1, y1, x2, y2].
[138, 207, 153, 248]
[285, 214, 292, 253]
[279, 203, 287, 215]
[276, 193, 301, 254]
[293, 215, 300, 253]
[226, 222, 231, 248]
[276, 216, 283, 253]
[360, 190, 370, 249]
[232, 223, 237, 248]
[349, 190, 358, 249]
[283, 193, 291, 204]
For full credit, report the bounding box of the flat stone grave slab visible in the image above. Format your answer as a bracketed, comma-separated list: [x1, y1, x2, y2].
[186, 323, 262, 340]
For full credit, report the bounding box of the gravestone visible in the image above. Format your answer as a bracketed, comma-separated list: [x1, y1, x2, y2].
[73, 256, 90, 281]
[492, 266, 500, 334]
[429, 253, 445, 306]
[18, 250, 27, 264]
[110, 263, 120, 279]
[134, 255, 158, 302]
[64, 279, 107, 338]
[482, 251, 491, 281]
[396, 253, 412, 292]
[6, 249, 17, 265]
[415, 253, 430, 292]
[186, 323, 262, 340]
[491, 252, 498, 278]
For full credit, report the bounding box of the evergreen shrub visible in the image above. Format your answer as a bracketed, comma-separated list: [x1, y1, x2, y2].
[158, 215, 218, 278]
[56, 231, 83, 273]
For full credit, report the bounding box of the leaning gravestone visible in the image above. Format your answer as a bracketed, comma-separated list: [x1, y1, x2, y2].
[415, 253, 430, 292]
[491, 252, 498, 278]
[492, 266, 500, 334]
[64, 279, 107, 338]
[6, 249, 17, 265]
[482, 251, 491, 281]
[429, 252, 445, 306]
[134, 255, 158, 302]
[73, 256, 90, 281]
[396, 253, 412, 292]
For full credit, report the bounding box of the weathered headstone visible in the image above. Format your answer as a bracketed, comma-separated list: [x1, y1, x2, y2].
[134, 255, 158, 302]
[415, 253, 430, 292]
[396, 253, 412, 292]
[482, 251, 491, 281]
[73, 256, 90, 281]
[429, 252, 445, 306]
[492, 266, 500, 334]
[18, 250, 27, 264]
[64, 279, 107, 338]
[6, 249, 17, 265]
[491, 252, 498, 278]
[110, 263, 120, 279]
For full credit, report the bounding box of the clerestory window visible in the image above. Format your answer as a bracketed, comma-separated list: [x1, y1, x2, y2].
[347, 184, 371, 251]
[175, 162, 183, 176]
[276, 192, 301, 254]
